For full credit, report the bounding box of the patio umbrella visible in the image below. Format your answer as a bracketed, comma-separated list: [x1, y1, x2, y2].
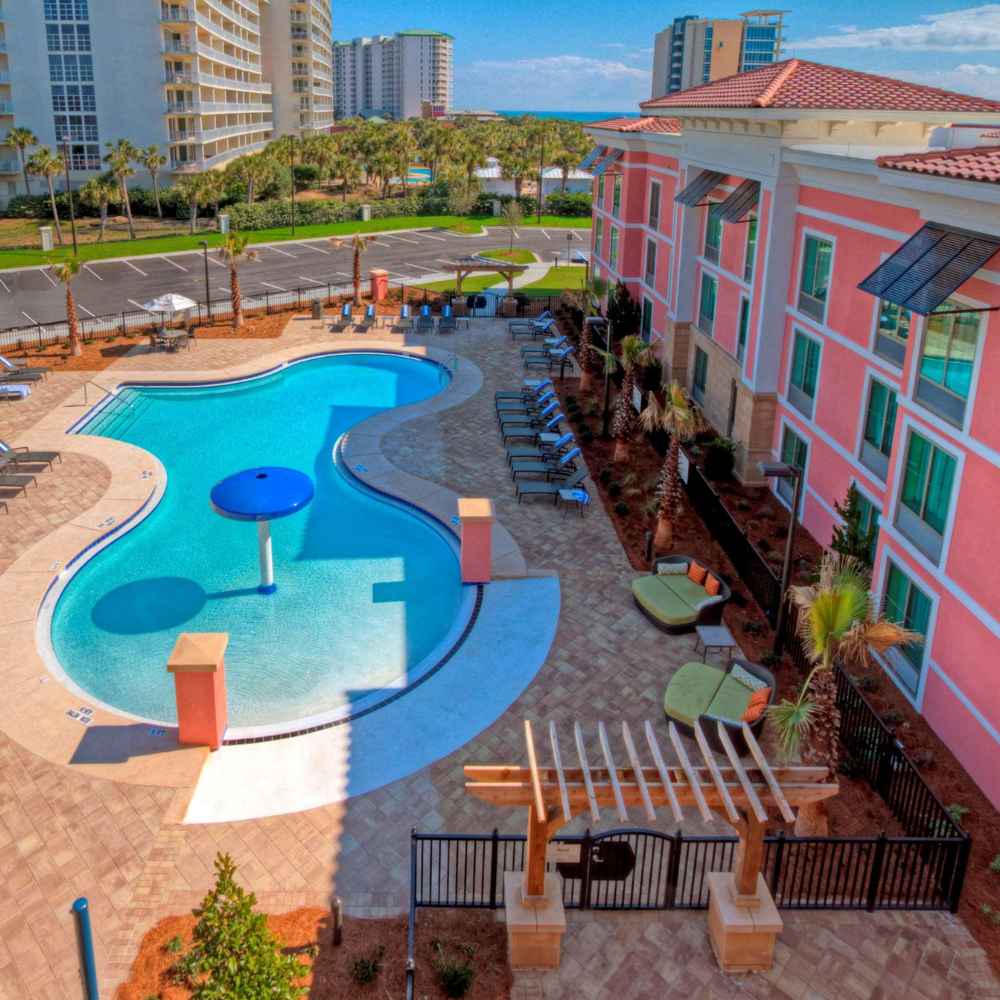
[141, 293, 197, 314]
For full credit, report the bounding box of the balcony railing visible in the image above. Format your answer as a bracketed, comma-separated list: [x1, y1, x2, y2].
[162, 40, 194, 54]
[169, 120, 271, 144]
[167, 99, 270, 114]
[167, 68, 271, 93]
[0, 159, 17, 173]
[170, 137, 270, 172]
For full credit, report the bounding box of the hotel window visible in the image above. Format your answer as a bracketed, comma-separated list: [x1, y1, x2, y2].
[612, 175, 622, 217]
[74, 0, 89, 15]
[693, 347, 708, 403]
[644, 238, 656, 286]
[854, 491, 881, 565]
[58, 0, 72, 17]
[860, 380, 897, 482]
[61, 24, 76, 49]
[874, 299, 911, 367]
[82, 86, 96, 112]
[744, 217, 757, 283]
[788, 330, 820, 418]
[597, 174, 605, 206]
[698, 273, 717, 335]
[882, 561, 931, 695]
[609, 227, 619, 270]
[46, 25, 62, 52]
[737, 297, 750, 364]
[594, 216, 603, 258]
[648, 180, 661, 229]
[44, 0, 59, 17]
[49, 56, 65, 82]
[704, 207, 722, 265]
[51, 86, 67, 112]
[79, 56, 94, 82]
[915, 300, 979, 428]
[777, 426, 807, 509]
[63, 55, 80, 82]
[896, 430, 956, 564]
[641, 297, 653, 343]
[798, 234, 833, 323]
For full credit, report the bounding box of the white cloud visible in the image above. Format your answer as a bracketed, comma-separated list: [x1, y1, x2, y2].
[792, 5, 1000, 51]
[892, 63, 1000, 98]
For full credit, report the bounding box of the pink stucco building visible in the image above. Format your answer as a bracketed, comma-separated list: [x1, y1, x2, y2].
[584, 59, 1000, 806]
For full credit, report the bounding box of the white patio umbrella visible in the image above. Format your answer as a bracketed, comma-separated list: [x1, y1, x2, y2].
[141, 293, 198, 315]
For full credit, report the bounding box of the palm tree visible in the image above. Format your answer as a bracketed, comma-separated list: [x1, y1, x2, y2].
[607, 335, 652, 462]
[173, 174, 204, 235]
[7, 126, 37, 197]
[199, 171, 227, 221]
[501, 200, 522, 252]
[567, 274, 608, 392]
[79, 173, 118, 241]
[51, 259, 83, 356]
[452, 126, 490, 196]
[217, 234, 258, 330]
[771, 553, 920, 766]
[639, 382, 706, 552]
[27, 147, 65, 245]
[103, 139, 139, 239]
[140, 145, 167, 218]
[331, 233, 378, 305]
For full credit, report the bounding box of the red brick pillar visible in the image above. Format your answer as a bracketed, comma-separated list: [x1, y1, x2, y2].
[370, 268, 389, 303]
[167, 632, 229, 750]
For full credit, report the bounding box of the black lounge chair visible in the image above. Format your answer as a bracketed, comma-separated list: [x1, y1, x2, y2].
[0, 440, 62, 470]
[0, 473, 37, 498]
[516, 467, 587, 503]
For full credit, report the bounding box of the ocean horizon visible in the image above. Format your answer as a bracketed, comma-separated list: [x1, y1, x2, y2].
[496, 110, 639, 122]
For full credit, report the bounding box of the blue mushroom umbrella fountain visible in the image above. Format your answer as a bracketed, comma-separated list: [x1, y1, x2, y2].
[209, 466, 314, 595]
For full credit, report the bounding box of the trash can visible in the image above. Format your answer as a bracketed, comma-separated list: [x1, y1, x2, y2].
[219, 213, 230, 234]
[40, 227, 54, 252]
[311, 299, 323, 320]
[360, 204, 372, 222]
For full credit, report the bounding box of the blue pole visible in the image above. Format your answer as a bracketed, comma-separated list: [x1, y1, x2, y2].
[72, 897, 99, 1000]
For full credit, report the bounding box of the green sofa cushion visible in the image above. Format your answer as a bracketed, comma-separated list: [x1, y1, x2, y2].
[706, 675, 755, 724]
[663, 662, 726, 727]
[632, 575, 697, 626]
[660, 574, 710, 607]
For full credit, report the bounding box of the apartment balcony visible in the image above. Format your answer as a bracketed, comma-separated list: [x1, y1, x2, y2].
[0, 100, 12, 114]
[170, 137, 270, 171]
[200, 0, 261, 35]
[0, 39, 7, 51]
[195, 44, 262, 74]
[168, 120, 271, 144]
[166, 68, 271, 92]
[0, 159, 17, 173]
[167, 98, 269, 114]
[162, 4, 260, 50]
[163, 40, 195, 55]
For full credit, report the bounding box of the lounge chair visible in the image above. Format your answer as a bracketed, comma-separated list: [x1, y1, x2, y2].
[495, 378, 552, 403]
[0, 472, 37, 497]
[510, 318, 556, 342]
[438, 305, 457, 335]
[522, 335, 567, 356]
[508, 310, 552, 331]
[663, 659, 775, 756]
[0, 355, 49, 378]
[415, 304, 435, 334]
[524, 346, 575, 372]
[506, 431, 574, 465]
[495, 388, 555, 414]
[0, 440, 61, 470]
[0, 369, 45, 383]
[391, 303, 412, 331]
[498, 399, 559, 428]
[500, 411, 564, 443]
[331, 303, 352, 332]
[631, 555, 732, 634]
[0, 383, 31, 402]
[516, 467, 587, 503]
[511, 445, 581, 481]
[356, 304, 377, 332]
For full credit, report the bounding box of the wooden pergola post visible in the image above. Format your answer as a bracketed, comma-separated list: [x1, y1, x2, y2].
[465, 717, 838, 973]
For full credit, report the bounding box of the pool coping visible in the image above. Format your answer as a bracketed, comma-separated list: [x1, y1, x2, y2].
[0, 333, 527, 787]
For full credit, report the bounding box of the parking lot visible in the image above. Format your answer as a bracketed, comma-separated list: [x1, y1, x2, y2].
[0, 224, 590, 329]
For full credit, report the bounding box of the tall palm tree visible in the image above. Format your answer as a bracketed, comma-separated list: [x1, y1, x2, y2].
[453, 126, 490, 196]
[639, 382, 706, 552]
[79, 173, 119, 241]
[331, 233, 378, 305]
[7, 126, 37, 197]
[51, 259, 83, 356]
[26, 147, 65, 245]
[103, 139, 139, 239]
[173, 174, 204, 235]
[217, 234, 258, 330]
[772, 553, 921, 766]
[140, 145, 167, 218]
[607, 335, 652, 462]
[330, 151, 362, 202]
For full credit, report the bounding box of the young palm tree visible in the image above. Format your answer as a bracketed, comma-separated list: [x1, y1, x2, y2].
[51, 258, 83, 356]
[26, 147, 66, 245]
[568, 275, 608, 392]
[217, 234, 258, 331]
[639, 382, 706, 552]
[331, 234, 378, 305]
[771, 553, 921, 767]
[173, 174, 204, 235]
[140, 145, 167, 218]
[79, 173, 119, 241]
[607, 335, 652, 462]
[7, 126, 38, 197]
[103, 139, 139, 239]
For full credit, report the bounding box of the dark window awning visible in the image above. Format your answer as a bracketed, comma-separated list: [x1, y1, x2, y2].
[591, 148, 624, 177]
[674, 169, 726, 207]
[578, 145, 607, 171]
[711, 179, 760, 223]
[858, 222, 1000, 316]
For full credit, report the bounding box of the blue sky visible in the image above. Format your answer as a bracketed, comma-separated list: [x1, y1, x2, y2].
[332, 2, 1000, 111]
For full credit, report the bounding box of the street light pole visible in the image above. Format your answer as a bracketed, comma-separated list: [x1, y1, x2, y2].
[289, 139, 296, 237]
[61, 141, 78, 257]
[759, 461, 803, 655]
[200, 240, 211, 321]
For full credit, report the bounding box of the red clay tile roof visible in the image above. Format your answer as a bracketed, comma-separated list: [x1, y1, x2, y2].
[587, 116, 681, 134]
[877, 146, 1000, 185]
[640, 59, 1000, 114]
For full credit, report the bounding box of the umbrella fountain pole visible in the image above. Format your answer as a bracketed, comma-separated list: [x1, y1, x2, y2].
[257, 520, 275, 593]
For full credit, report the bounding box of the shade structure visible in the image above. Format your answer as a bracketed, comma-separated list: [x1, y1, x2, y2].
[858, 222, 1000, 315]
[712, 179, 760, 223]
[675, 169, 726, 207]
[141, 292, 198, 314]
[591, 148, 624, 177]
[578, 145, 607, 171]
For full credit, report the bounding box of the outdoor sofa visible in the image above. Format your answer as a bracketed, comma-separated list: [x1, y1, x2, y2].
[631, 554, 731, 633]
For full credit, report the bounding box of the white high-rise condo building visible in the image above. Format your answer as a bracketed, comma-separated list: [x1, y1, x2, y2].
[262, 0, 334, 136]
[332, 30, 452, 120]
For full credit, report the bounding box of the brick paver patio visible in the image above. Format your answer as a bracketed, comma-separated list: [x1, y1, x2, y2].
[1, 317, 997, 999]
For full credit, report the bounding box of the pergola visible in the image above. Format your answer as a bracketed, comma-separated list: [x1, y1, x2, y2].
[465, 718, 839, 972]
[442, 254, 530, 296]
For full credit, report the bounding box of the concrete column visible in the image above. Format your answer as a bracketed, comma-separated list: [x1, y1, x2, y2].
[167, 632, 229, 750]
[458, 498, 495, 583]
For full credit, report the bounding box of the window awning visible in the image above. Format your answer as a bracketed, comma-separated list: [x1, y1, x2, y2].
[858, 222, 1000, 316]
[674, 169, 726, 207]
[591, 148, 624, 177]
[578, 145, 607, 171]
[711, 179, 760, 223]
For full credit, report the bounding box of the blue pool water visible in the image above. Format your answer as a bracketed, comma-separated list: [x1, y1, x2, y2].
[51, 353, 467, 730]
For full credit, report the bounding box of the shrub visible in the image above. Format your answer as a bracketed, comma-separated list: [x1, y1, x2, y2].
[580, 430, 594, 444]
[176, 853, 306, 1000]
[293, 163, 320, 186]
[543, 190, 592, 216]
[164, 935, 184, 954]
[608, 482, 622, 498]
[598, 468, 612, 486]
[704, 437, 737, 480]
[433, 942, 475, 998]
[946, 803, 970, 827]
[350, 945, 385, 986]
[614, 501, 630, 517]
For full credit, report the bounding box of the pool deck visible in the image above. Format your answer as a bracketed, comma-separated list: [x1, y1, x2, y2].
[1, 317, 998, 998]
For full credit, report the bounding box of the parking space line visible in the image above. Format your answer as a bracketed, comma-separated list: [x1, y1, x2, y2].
[217, 287, 231, 295]
[420, 233, 447, 242]
[0, 277, 9, 293]
[297, 243, 329, 255]
[77, 304, 96, 317]
[331, 271, 350, 278]
[21, 311, 37, 325]
[162, 256, 188, 271]
[39, 267, 58, 287]
[541, 229, 551, 240]
[208, 256, 226, 267]
[266, 246, 296, 258]
[123, 260, 148, 277]
[83, 264, 103, 281]
[127, 299, 147, 311]
[380, 233, 419, 245]
[298, 275, 323, 285]
[261, 281, 286, 291]
[406, 263, 436, 273]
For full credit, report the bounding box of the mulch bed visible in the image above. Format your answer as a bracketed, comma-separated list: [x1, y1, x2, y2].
[115, 908, 511, 1000]
[6, 337, 141, 372]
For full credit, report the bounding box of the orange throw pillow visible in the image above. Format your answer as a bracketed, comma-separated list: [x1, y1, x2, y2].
[687, 562, 708, 586]
[705, 574, 721, 596]
[748, 687, 771, 709]
[742, 702, 767, 723]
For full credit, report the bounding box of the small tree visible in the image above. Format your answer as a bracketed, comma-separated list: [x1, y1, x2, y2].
[79, 173, 119, 242]
[605, 281, 641, 342]
[218, 235, 258, 330]
[103, 138, 139, 240]
[331, 233, 378, 305]
[177, 853, 306, 1000]
[51, 259, 83, 357]
[501, 199, 522, 252]
[174, 174, 205, 235]
[830, 483, 876, 570]
[27, 147, 65, 245]
[140, 145, 167, 218]
[7, 126, 37, 197]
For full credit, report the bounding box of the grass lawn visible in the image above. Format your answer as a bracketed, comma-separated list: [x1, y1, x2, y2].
[0, 214, 590, 269]
[520, 264, 587, 296]
[479, 247, 536, 264]
[412, 272, 502, 294]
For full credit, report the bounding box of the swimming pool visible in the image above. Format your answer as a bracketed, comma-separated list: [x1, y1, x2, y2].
[48, 353, 471, 734]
